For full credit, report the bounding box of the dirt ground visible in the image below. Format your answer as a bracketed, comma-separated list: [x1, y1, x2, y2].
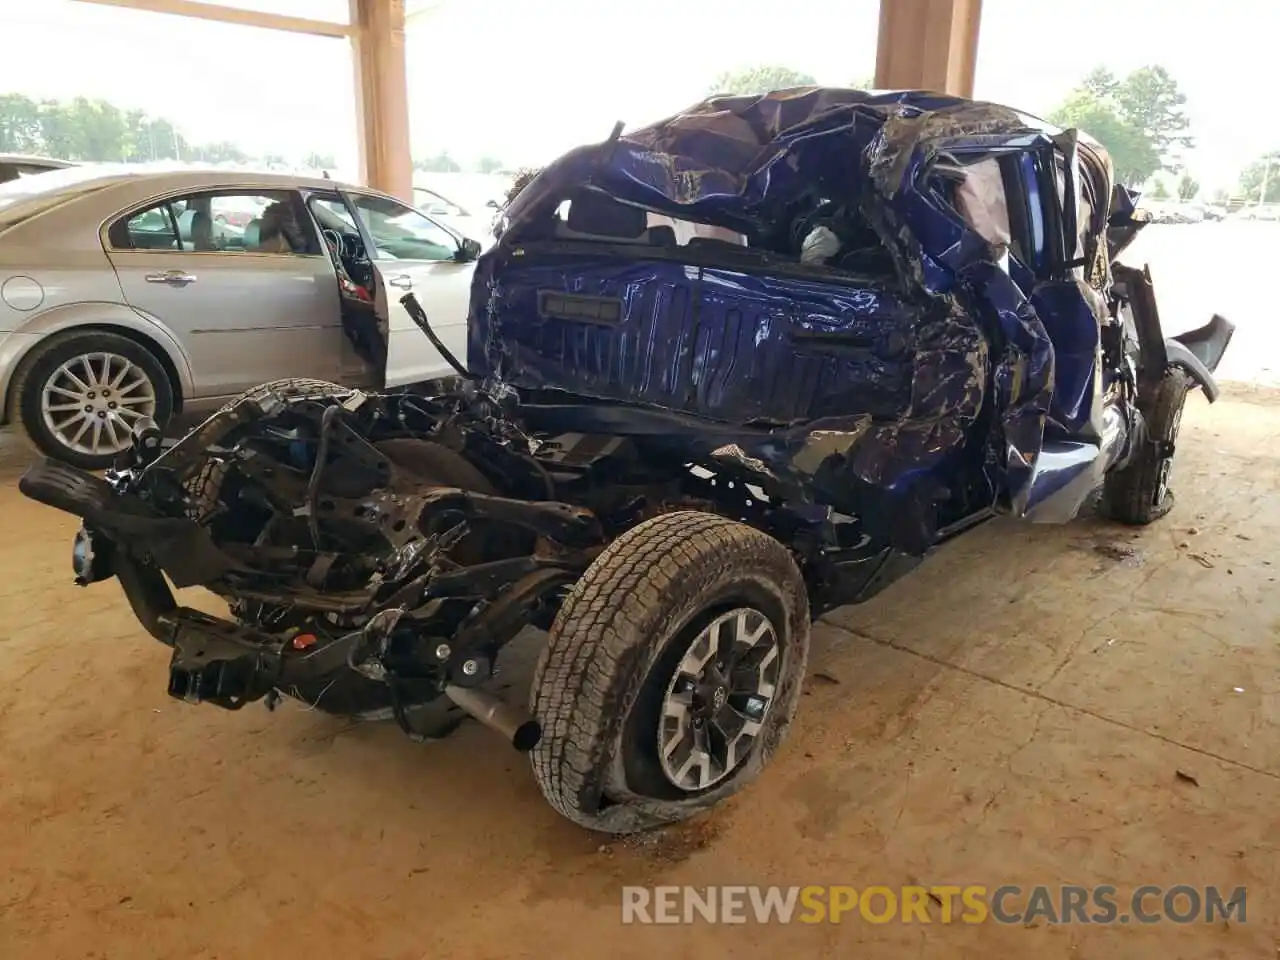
[1, 386, 1278, 960]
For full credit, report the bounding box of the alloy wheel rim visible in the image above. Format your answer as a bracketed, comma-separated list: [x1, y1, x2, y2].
[40, 352, 157, 457]
[657, 607, 781, 792]
[1155, 401, 1186, 505]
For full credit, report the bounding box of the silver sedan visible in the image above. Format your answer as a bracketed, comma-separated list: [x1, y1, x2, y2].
[0, 165, 480, 467]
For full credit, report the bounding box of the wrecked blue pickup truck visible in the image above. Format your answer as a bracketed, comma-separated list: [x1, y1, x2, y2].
[19, 88, 1233, 834]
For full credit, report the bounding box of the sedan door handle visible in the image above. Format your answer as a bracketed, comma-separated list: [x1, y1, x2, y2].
[144, 270, 197, 286]
[387, 274, 413, 290]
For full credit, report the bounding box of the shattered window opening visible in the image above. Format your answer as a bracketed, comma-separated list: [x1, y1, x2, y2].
[529, 184, 896, 281]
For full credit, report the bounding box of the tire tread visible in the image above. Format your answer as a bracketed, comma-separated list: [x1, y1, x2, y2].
[530, 510, 808, 832]
[1105, 367, 1190, 525]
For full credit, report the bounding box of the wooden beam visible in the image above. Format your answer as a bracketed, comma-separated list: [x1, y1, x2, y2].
[874, 0, 983, 96]
[72, 0, 351, 38]
[350, 0, 413, 201]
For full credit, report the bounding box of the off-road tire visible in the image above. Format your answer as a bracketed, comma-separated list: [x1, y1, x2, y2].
[530, 511, 810, 834]
[11, 330, 174, 470]
[1105, 367, 1191, 524]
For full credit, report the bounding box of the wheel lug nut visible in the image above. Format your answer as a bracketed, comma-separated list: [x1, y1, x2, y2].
[108, 402, 117, 410]
[96, 411, 106, 419]
[83, 405, 93, 413]
[87, 392, 95, 399]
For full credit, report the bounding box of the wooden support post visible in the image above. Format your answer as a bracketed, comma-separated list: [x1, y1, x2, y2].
[350, 0, 413, 201]
[874, 0, 983, 96]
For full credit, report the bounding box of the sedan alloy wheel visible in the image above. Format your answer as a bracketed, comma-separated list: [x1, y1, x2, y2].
[40, 351, 158, 458]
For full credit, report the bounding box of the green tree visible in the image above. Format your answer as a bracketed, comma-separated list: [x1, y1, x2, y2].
[65, 98, 130, 161]
[127, 116, 190, 161]
[415, 150, 460, 173]
[505, 166, 542, 204]
[0, 90, 260, 164]
[1047, 65, 1193, 187]
[0, 93, 42, 153]
[1147, 180, 1170, 200]
[198, 141, 252, 164]
[475, 155, 504, 174]
[1176, 173, 1199, 202]
[1048, 88, 1157, 186]
[1, 89, 337, 172]
[26, 97, 144, 162]
[302, 151, 336, 170]
[1238, 150, 1280, 203]
[1080, 66, 1119, 99]
[120, 108, 150, 160]
[36, 100, 77, 159]
[709, 65, 817, 96]
[1113, 66, 1193, 161]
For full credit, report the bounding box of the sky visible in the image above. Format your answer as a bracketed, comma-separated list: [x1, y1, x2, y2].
[0, 0, 1276, 191]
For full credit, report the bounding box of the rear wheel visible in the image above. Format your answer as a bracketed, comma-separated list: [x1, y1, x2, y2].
[1105, 367, 1190, 524]
[530, 511, 810, 834]
[12, 331, 173, 469]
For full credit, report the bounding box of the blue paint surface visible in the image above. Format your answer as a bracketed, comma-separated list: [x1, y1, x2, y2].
[464, 87, 1176, 549]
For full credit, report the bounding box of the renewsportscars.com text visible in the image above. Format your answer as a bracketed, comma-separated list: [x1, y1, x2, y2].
[620, 884, 1247, 925]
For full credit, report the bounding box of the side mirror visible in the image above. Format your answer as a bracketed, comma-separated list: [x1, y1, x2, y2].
[456, 237, 482, 262]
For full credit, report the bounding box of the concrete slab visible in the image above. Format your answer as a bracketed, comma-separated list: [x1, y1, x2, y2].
[0, 385, 1277, 959]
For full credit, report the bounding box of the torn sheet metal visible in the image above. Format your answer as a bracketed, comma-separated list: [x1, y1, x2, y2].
[471, 88, 1098, 537]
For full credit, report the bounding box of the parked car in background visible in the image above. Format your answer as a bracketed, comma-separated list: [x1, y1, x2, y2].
[1138, 199, 1202, 224]
[0, 165, 482, 467]
[0, 154, 74, 184]
[412, 185, 500, 242]
[1229, 204, 1280, 221]
[211, 193, 268, 228]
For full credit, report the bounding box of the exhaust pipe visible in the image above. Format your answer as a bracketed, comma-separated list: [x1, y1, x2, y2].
[444, 684, 541, 752]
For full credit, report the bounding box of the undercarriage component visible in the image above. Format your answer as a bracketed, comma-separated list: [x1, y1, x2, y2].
[1113, 263, 1233, 403]
[444, 684, 541, 752]
[166, 608, 284, 710]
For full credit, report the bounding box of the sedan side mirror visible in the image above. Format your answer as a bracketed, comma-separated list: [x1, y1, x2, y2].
[456, 236, 482, 262]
